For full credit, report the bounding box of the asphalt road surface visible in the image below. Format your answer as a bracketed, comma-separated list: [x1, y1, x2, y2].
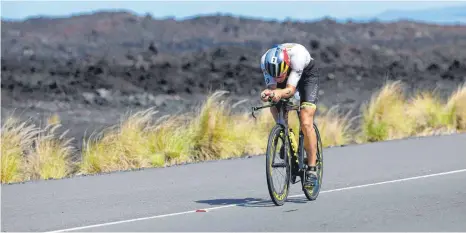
[2, 133, 466, 232]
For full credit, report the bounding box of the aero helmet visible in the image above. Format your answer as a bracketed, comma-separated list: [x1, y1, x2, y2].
[264, 45, 290, 78]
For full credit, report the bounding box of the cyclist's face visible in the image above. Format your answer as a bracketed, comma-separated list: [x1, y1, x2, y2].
[274, 72, 287, 83]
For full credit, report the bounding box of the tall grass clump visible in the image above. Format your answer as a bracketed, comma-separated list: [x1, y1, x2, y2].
[229, 113, 262, 155]
[79, 108, 164, 174]
[232, 105, 284, 156]
[47, 113, 61, 125]
[189, 91, 245, 161]
[446, 83, 466, 131]
[360, 81, 414, 142]
[148, 115, 194, 165]
[316, 106, 353, 147]
[406, 91, 456, 135]
[23, 123, 75, 181]
[242, 105, 278, 154]
[1, 115, 75, 183]
[1, 117, 38, 183]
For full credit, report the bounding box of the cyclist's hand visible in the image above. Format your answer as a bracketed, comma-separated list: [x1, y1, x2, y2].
[270, 91, 282, 102]
[260, 89, 273, 102]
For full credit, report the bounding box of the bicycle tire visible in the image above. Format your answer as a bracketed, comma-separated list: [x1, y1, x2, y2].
[266, 124, 292, 206]
[302, 123, 324, 201]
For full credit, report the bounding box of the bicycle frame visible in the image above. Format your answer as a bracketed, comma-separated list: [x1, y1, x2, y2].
[252, 99, 307, 173]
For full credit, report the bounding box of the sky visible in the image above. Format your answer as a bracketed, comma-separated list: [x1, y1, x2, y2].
[1, 1, 466, 21]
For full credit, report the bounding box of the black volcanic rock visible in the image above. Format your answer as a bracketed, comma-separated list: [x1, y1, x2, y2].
[1, 11, 466, 108]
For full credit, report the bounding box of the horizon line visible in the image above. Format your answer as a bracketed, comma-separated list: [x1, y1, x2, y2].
[2, 8, 466, 26]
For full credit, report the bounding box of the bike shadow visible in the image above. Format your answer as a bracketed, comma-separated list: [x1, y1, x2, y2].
[195, 196, 310, 208]
[196, 198, 274, 208]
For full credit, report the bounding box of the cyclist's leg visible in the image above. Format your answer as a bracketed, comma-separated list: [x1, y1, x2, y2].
[300, 104, 317, 167]
[270, 106, 279, 122]
[298, 61, 320, 186]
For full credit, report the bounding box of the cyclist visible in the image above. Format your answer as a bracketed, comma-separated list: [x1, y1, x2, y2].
[259, 43, 320, 188]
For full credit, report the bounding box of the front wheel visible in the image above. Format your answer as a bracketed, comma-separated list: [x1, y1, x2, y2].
[266, 124, 291, 206]
[302, 123, 324, 201]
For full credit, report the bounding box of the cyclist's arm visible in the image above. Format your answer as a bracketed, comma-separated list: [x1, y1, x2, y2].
[275, 53, 307, 99]
[273, 85, 296, 99]
[273, 69, 301, 99]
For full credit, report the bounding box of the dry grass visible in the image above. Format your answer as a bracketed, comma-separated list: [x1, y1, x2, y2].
[1, 117, 38, 183]
[190, 91, 245, 161]
[231, 112, 268, 155]
[47, 113, 61, 125]
[316, 106, 353, 147]
[446, 83, 466, 131]
[79, 108, 162, 174]
[4, 82, 465, 182]
[360, 81, 414, 142]
[1, 116, 75, 183]
[406, 91, 455, 133]
[22, 123, 75, 181]
[149, 115, 194, 166]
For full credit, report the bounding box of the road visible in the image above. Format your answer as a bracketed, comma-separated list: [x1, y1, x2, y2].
[2, 133, 466, 232]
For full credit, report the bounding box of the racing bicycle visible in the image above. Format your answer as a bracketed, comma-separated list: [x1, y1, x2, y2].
[251, 96, 323, 206]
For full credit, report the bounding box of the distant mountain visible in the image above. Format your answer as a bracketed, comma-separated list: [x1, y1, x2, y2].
[351, 4, 466, 24]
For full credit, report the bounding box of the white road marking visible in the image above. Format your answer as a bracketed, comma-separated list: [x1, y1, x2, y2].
[45, 168, 466, 232]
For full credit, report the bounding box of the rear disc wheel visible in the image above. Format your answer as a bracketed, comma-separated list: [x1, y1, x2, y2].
[302, 123, 324, 201]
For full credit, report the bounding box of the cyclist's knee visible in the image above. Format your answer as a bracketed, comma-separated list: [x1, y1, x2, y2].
[300, 105, 316, 134]
[301, 121, 313, 132]
[300, 102, 317, 118]
[300, 115, 314, 132]
[301, 102, 317, 111]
